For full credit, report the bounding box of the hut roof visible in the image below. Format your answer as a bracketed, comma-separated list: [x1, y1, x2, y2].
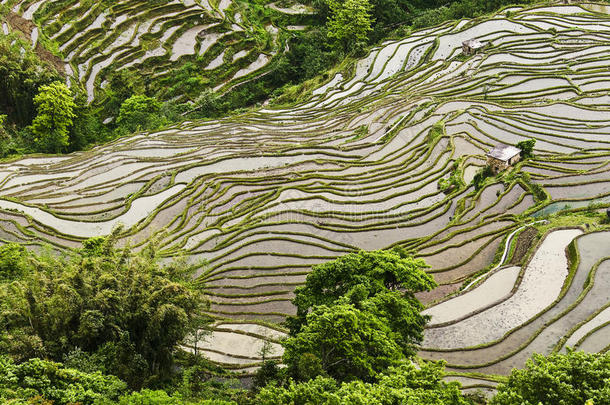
[486, 144, 521, 162]
[462, 39, 485, 49]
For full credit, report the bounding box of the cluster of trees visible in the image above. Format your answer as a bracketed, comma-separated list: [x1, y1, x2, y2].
[0, 35, 181, 158]
[517, 138, 536, 159]
[491, 350, 610, 405]
[256, 362, 470, 404]
[1, 239, 609, 404]
[0, 229, 212, 390]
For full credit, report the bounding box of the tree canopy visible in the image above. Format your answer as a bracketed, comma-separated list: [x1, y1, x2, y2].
[324, 0, 374, 51]
[517, 138, 536, 159]
[0, 35, 60, 128]
[116, 94, 166, 135]
[283, 250, 435, 382]
[283, 299, 404, 382]
[0, 230, 210, 388]
[490, 350, 610, 405]
[0, 356, 127, 405]
[288, 249, 435, 334]
[29, 81, 77, 153]
[256, 361, 471, 405]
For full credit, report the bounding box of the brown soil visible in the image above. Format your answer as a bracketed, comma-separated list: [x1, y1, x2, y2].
[6, 12, 35, 36]
[6, 12, 65, 75]
[417, 281, 461, 306]
[509, 226, 538, 265]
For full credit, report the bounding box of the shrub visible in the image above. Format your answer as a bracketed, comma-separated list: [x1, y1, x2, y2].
[116, 95, 166, 135]
[491, 350, 610, 405]
[0, 356, 127, 404]
[517, 138, 536, 159]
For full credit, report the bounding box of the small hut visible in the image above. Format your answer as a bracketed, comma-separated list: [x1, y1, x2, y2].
[462, 39, 485, 55]
[486, 144, 521, 173]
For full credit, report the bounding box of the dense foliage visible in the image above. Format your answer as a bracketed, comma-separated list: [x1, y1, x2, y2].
[283, 299, 405, 382]
[115, 95, 168, 136]
[0, 355, 244, 404]
[0, 35, 60, 129]
[0, 35, 178, 157]
[281, 250, 436, 383]
[0, 231, 210, 388]
[0, 356, 127, 404]
[288, 250, 435, 333]
[256, 361, 471, 405]
[491, 350, 610, 405]
[30, 81, 76, 153]
[517, 138, 536, 159]
[1, 240, 609, 404]
[324, 0, 374, 51]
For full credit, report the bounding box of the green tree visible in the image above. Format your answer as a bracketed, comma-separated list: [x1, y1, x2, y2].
[0, 356, 127, 404]
[256, 361, 471, 404]
[30, 81, 77, 153]
[491, 350, 610, 405]
[517, 138, 536, 159]
[0, 231, 211, 388]
[0, 35, 61, 128]
[68, 91, 109, 152]
[287, 250, 435, 336]
[325, 0, 374, 51]
[116, 94, 165, 135]
[283, 299, 404, 382]
[174, 356, 248, 404]
[253, 360, 282, 390]
[358, 289, 431, 357]
[0, 243, 30, 281]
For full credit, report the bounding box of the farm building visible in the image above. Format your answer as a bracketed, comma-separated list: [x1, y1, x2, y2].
[486, 144, 522, 173]
[462, 39, 485, 55]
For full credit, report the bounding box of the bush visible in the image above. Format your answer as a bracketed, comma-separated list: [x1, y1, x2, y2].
[472, 165, 493, 190]
[0, 356, 127, 404]
[0, 243, 29, 281]
[517, 138, 536, 159]
[439, 160, 464, 193]
[116, 95, 167, 135]
[491, 350, 610, 405]
[256, 362, 471, 404]
[253, 361, 282, 389]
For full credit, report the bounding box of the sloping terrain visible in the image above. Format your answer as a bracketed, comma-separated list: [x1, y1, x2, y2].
[0, 2, 609, 380]
[1, 0, 304, 103]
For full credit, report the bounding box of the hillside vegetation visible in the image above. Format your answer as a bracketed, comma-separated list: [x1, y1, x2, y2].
[0, 0, 560, 156]
[1, 1, 610, 404]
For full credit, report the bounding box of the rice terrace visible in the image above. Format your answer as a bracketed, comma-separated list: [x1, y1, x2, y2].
[0, 0, 610, 403]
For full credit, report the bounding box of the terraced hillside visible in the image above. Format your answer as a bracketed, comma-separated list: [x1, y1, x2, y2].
[0, 2, 609, 384]
[1, 0, 306, 103]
